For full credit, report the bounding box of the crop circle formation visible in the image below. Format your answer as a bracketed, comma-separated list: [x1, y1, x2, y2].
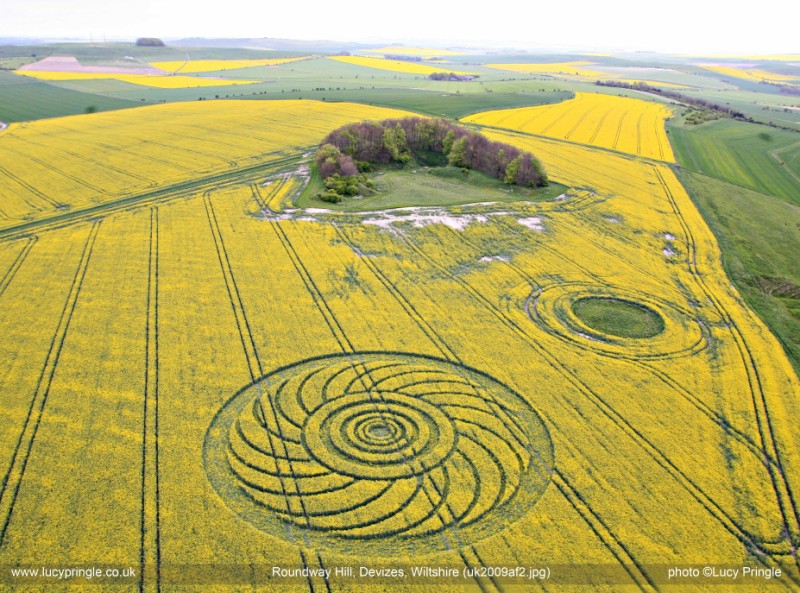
[530, 282, 708, 359]
[204, 353, 554, 555]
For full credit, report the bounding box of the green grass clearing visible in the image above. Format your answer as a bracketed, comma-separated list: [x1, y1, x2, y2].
[572, 297, 665, 339]
[296, 164, 566, 212]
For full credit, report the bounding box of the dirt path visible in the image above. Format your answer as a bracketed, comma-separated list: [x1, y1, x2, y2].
[769, 139, 800, 186]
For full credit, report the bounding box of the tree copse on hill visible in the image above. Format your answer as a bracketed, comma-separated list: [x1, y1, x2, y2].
[315, 117, 548, 202]
[135, 38, 165, 47]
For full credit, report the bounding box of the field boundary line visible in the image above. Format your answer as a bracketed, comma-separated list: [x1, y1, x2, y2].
[0, 152, 308, 242]
[140, 208, 161, 593]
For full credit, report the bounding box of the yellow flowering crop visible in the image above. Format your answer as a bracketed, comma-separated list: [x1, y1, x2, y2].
[700, 65, 799, 84]
[0, 100, 414, 232]
[12, 69, 259, 87]
[485, 61, 605, 78]
[463, 92, 675, 161]
[328, 55, 475, 76]
[0, 98, 798, 591]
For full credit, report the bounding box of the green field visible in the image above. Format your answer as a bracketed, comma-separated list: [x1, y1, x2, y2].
[669, 118, 800, 204]
[0, 71, 141, 122]
[677, 169, 800, 372]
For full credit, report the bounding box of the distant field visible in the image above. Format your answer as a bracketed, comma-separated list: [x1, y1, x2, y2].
[13, 69, 260, 88]
[329, 56, 475, 76]
[485, 61, 603, 79]
[464, 91, 675, 161]
[699, 65, 800, 85]
[294, 88, 573, 119]
[151, 57, 307, 73]
[0, 71, 140, 122]
[363, 46, 464, 56]
[669, 118, 800, 205]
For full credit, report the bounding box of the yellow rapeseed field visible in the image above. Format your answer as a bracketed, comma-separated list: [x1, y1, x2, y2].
[151, 57, 306, 73]
[329, 55, 475, 76]
[485, 61, 605, 78]
[463, 91, 675, 161]
[12, 69, 261, 87]
[700, 65, 800, 84]
[0, 100, 414, 232]
[0, 99, 798, 591]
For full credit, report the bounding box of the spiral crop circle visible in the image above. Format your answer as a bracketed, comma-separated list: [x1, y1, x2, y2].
[529, 282, 708, 360]
[204, 353, 554, 555]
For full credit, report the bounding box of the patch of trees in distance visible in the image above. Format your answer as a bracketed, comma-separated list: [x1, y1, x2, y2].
[384, 54, 424, 62]
[315, 117, 548, 202]
[136, 38, 165, 47]
[428, 72, 477, 81]
[596, 80, 751, 121]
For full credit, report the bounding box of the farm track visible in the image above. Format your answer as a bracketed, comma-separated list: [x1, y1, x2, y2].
[564, 105, 598, 141]
[0, 162, 62, 211]
[634, 113, 643, 156]
[613, 112, 628, 150]
[0, 222, 100, 545]
[140, 209, 161, 593]
[655, 166, 800, 569]
[0, 237, 36, 299]
[0, 152, 307, 242]
[204, 194, 330, 593]
[769, 140, 800, 186]
[587, 109, 612, 145]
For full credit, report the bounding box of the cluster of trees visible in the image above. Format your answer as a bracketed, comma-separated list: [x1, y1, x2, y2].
[135, 38, 165, 47]
[385, 54, 423, 62]
[683, 106, 724, 125]
[762, 81, 800, 97]
[428, 72, 476, 81]
[315, 118, 548, 202]
[595, 81, 751, 121]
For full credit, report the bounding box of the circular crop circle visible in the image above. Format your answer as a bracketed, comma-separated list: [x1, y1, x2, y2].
[571, 296, 665, 339]
[530, 282, 708, 360]
[204, 353, 554, 555]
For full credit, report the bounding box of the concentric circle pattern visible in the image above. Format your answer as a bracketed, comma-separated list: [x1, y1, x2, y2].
[530, 282, 709, 359]
[204, 353, 554, 555]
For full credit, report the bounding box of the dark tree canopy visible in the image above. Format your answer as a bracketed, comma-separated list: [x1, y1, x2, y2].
[316, 117, 548, 191]
[136, 38, 165, 47]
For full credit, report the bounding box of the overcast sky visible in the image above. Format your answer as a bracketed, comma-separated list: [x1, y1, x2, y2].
[3, 0, 799, 54]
